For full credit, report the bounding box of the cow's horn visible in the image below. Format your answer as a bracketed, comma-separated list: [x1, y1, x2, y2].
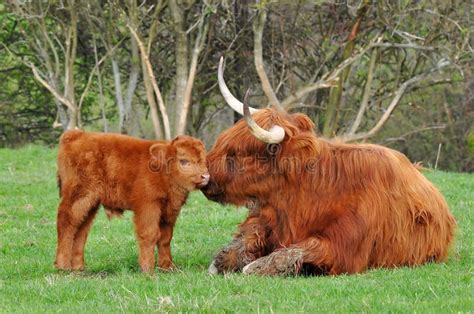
[218, 56, 258, 115]
[243, 88, 285, 144]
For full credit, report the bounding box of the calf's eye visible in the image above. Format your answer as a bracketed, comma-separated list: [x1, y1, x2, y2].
[179, 159, 190, 166]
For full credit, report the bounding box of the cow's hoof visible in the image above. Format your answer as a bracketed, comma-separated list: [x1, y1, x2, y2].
[242, 248, 304, 276]
[208, 260, 219, 275]
[242, 261, 255, 274]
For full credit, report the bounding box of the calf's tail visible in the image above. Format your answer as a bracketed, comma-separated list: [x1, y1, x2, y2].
[57, 173, 62, 198]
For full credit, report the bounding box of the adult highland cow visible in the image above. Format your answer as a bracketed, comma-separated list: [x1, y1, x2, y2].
[202, 57, 456, 276]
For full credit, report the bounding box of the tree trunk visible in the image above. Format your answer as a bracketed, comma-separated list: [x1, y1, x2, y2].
[129, 26, 171, 140]
[347, 47, 378, 135]
[169, 0, 189, 136]
[92, 36, 108, 132]
[322, 0, 370, 137]
[141, 58, 163, 139]
[111, 58, 126, 131]
[175, 3, 212, 135]
[122, 0, 142, 136]
[63, 0, 79, 129]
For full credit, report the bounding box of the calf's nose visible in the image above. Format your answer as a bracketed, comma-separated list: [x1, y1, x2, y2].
[201, 173, 210, 181]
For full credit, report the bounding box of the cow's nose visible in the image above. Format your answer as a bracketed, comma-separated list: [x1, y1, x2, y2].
[201, 173, 210, 181]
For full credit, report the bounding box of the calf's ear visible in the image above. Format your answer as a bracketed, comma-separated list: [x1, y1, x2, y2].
[149, 143, 168, 172]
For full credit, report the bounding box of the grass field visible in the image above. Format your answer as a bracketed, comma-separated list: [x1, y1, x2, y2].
[0, 145, 472, 312]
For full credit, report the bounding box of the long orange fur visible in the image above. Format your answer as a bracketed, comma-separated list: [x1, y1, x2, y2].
[203, 109, 456, 275]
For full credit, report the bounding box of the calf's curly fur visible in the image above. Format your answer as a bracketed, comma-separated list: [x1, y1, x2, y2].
[55, 130, 208, 273]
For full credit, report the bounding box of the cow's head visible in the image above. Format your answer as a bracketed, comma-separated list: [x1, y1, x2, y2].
[202, 57, 320, 206]
[150, 136, 209, 191]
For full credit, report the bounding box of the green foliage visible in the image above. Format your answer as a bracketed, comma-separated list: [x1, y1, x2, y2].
[0, 1, 472, 171]
[467, 128, 474, 155]
[0, 147, 472, 312]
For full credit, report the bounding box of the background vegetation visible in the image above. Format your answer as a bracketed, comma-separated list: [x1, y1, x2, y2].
[0, 0, 472, 171]
[0, 146, 472, 312]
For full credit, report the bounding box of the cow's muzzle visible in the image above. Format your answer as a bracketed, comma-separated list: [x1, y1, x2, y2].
[200, 180, 225, 203]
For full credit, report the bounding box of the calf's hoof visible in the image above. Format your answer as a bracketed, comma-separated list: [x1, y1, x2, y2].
[71, 258, 85, 271]
[158, 262, 176, 273]
[242, 248, 304, 276]
[54, 257, 72, 271]
[71, 264, 85, 271]
[140, 265, 155, 274]
[54, 263, 72, 271]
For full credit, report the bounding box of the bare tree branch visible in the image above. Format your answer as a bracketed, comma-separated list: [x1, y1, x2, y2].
[253, 2, 284, 111]
[383, 125, 446, 143]
[129, 25, 171, 140]
[30, 63, 76, 114]
[176, 2, 213, 135]
[341, 59, 451, 142]
[372, 43, 436, 51]
[280, 39, 379, 108]
[347, 47, 378, 135]
[78, 39, 124, 110]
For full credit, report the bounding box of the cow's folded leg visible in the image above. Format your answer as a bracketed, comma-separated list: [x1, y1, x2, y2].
[209, 216, 267, 274]
[209, 237, 257, 274]
[242, 237, 333, 276]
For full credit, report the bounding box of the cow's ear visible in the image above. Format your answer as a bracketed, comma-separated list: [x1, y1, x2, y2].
[291, 113, 315, 132]
[149, 143, 168, 172]
[282, 133, 321, 160]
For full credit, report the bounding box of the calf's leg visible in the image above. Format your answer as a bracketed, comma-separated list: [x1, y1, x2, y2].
[133, 205, 161, 273]
[55, 195, 98, 270]
[71, 207, 99, 270]
[157, 222, 175, 271]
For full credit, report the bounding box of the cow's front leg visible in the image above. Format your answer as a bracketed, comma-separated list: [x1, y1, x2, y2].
[209, 237, 257, 274]
[242, 210, 369, 276]
[209, 216, 268, 274]
[242, 237, 333, 276]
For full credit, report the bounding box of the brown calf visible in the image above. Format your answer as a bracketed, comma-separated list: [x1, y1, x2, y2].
[55, 130, 208, 273]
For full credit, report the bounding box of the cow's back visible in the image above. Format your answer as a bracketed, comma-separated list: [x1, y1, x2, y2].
[357, 147, 456, 268]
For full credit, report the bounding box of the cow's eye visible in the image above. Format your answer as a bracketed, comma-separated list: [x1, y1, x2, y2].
[179, 159, 190, 166]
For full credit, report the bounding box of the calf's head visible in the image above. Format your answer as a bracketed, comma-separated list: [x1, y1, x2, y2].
[202, 57, 319, 205]
[150, 136, 209, 191]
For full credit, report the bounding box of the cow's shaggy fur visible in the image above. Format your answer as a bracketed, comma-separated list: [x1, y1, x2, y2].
[202, 109, 456, 275]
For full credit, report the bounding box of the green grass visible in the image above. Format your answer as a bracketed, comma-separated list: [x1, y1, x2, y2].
[0, 145, 472, 313]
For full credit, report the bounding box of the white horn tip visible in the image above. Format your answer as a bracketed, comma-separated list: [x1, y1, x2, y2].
[269, 126, 286, 143]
